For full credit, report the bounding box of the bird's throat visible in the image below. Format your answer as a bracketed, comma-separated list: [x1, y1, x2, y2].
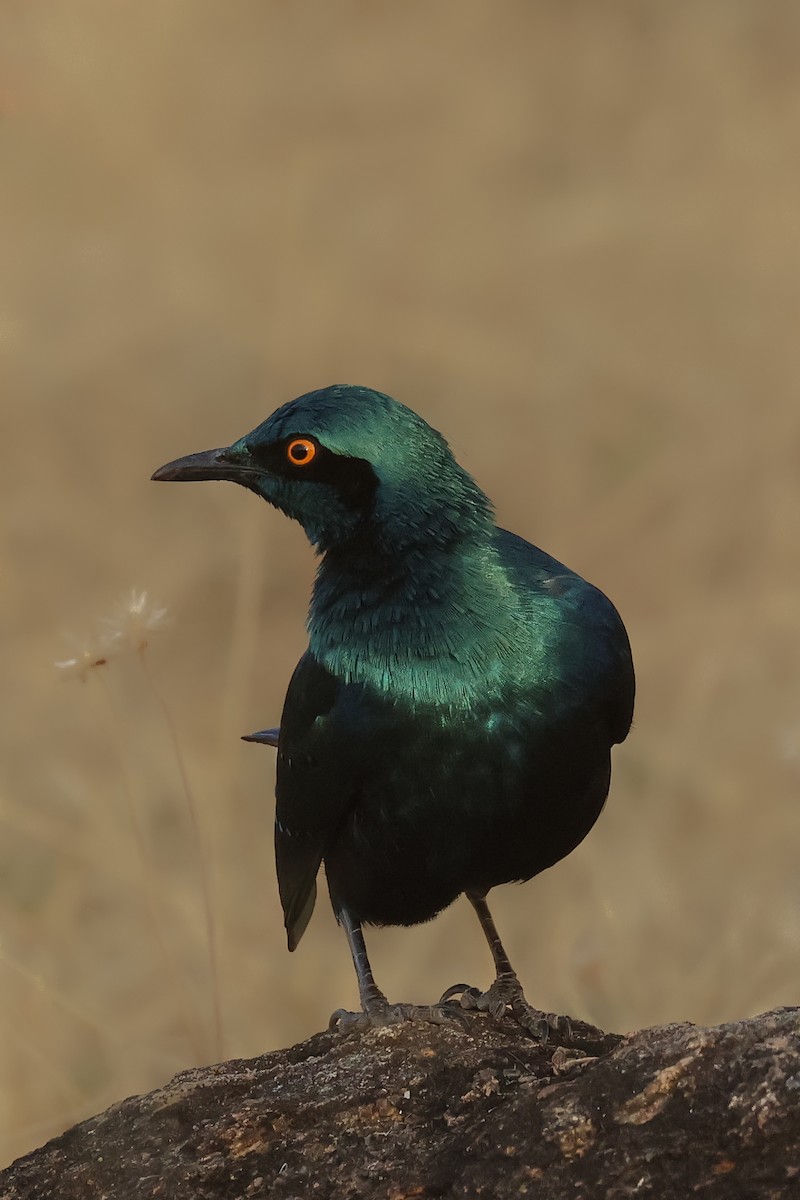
[308, 540, 522, 706]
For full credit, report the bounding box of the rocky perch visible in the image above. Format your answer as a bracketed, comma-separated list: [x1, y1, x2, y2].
[1, 1007, 798, 1199]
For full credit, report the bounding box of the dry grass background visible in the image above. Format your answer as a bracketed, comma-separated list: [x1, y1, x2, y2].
[2, 0, 800, 1166]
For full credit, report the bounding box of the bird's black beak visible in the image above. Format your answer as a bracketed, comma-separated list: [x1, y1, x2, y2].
[151, 446, 249, 484]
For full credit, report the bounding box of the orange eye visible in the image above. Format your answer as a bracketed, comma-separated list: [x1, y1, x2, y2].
[285, 438, 317, 467]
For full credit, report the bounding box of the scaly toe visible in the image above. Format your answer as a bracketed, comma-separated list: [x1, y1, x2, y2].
[508, 998, 554, 1042]
[387, 1002, 469, 1028]
[328, 1007, 370, 1033]
[330, 1000, 467, 1033]
[508, 995, 574, 1043]
[442, 978, 518, 1019]
[440, 978, 574, 1043]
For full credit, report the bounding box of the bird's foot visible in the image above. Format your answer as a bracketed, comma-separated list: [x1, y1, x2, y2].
[329, 999, 467, 1034]
[439, 977, 572, 1043]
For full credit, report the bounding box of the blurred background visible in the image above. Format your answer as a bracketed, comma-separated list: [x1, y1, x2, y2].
[2, 0, 800, 1166]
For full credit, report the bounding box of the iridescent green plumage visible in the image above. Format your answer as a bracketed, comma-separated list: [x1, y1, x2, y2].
[153, 385, 634, 1034]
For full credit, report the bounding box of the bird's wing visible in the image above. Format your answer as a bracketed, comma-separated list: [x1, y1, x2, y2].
[559, 578, 635, 745]
[275, 651, 362, 950]
[497, 529, 635, 745]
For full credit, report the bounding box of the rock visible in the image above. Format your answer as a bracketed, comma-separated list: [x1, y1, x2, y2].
[1, 1008, 798, 1199]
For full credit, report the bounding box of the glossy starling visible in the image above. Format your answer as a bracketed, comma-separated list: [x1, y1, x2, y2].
[152, 385, 634, 1035]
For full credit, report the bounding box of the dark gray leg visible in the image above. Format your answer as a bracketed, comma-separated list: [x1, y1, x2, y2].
[329, 906, 466, 1033]
[440, 892, 571, 1042]
[469, 893, 518, 982]
[340, 906, 390, 1013]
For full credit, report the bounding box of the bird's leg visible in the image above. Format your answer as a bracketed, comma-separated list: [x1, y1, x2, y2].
[338, 906, 389, 1014]
[440, 893, 571, 1042]
[328, 907, 466, 1033]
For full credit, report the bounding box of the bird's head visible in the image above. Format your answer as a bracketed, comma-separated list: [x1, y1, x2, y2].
[152, 385, 492, 554]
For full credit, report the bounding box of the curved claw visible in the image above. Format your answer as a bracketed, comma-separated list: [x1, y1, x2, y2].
[439, 980, 504, 1017]
[439, 982, 481, 1007]
[440, 977, 573, 1044]
[510, 999, 573, 1044]
[329, 1007, 370, 1033]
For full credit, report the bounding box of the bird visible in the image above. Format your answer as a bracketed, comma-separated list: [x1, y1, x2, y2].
[152, 384, 634, 1036]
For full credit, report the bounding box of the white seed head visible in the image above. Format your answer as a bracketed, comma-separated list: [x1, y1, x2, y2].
[56, 589, 169, 679]
[101, 589, 170, 655]
[55, 636, 115, 683]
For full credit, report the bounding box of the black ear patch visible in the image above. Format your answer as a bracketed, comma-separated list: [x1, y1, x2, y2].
[331, 456, 379, 510]
[247, 436, 379, 512]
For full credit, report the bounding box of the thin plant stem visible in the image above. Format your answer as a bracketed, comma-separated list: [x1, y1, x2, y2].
[138, 649, 224, 1062]
[0, 951, 120, 1041]
[91, 671, 208, 1061]
[213, 503, 267, 816]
